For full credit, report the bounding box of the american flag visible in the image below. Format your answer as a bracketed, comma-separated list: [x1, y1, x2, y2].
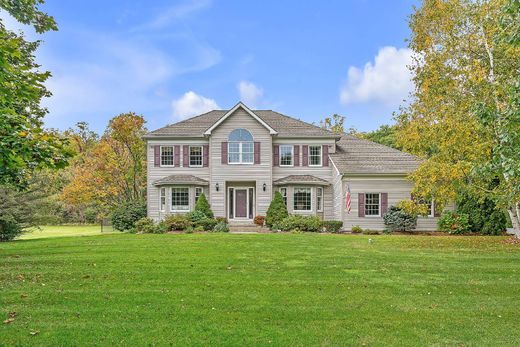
[345, 185, 351, 214]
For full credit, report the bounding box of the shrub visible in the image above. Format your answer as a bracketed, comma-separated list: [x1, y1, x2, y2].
[164, 214, 192, 231]
[322, 220, 343, 233]
[456, 192, 507, 235]
[279, 215, 322, 232]
[383, 206, 418, 232]
[193, 225, 204, 232]
[186, 210, 208, 224]
[194, 193, 214, 219]
[111, 200, 147, 231]
[0, 219, 22, 242]
[213, 221, 229, 233]
[185, 226, 194, 234]
[362, 229, 379, 235]
[216, 217, 227, 224]
[254, 215, 265, 226]
[266, 192, 288, 228]
[351, 225, 363, 233]
[438, 211, 470, 234]
[156, 221, 168, 234]
[84, 207, 98, 224]
[197, 218, 218, 231]
[134, 217, 156, 234]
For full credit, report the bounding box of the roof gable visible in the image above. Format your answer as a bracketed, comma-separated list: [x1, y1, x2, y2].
[204, 102, 277, 135]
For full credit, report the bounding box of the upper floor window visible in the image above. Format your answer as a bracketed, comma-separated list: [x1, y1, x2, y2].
[309, 145, 322, 166]
[280, 145, 293, 166]
[161, 146, 174, 167]
[189, 146, 203, 167]
[365, 193, 380, 217]
[228, 129, 254, 164]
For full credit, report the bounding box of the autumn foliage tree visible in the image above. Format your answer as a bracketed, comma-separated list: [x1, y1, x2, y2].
[62, 113, 147, 215]
[397, 0, 520, 232]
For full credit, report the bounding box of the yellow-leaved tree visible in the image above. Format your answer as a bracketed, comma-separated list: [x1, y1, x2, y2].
[397, 0, 520, 232]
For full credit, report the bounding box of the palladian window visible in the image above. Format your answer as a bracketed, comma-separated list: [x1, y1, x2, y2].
[228, 129, 254, 164]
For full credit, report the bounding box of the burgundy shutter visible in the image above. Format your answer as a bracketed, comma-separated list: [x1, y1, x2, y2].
[183, 145, 189, 167]
[381, 193, 388, 215]
[273, 145, 279, 167]
[174, 145, 180, 166]
[254, 142, 261, 164]
[302, 145, 308, 166]
[358, 193, 365, 217]
[203, 145, 209, 167]
[221, 142, 228, 164]
[154, 146, 160, 167]
[294, 145, 300, 166]
[323, 145, 329, 167]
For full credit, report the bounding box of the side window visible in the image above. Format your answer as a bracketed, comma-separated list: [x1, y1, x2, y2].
[195, 187, 203, 203]
[316, 187, 323, 212]
[280, 187, 287, 206]
[160, 146, 174, 167]
[159, 187, 166, 212]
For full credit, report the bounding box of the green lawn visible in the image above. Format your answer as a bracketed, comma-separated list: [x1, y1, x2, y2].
[1, 233, 520, 346]
[19, 225, 115, 240]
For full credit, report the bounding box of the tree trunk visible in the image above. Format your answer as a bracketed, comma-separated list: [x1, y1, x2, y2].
[508, 205, 520, 238]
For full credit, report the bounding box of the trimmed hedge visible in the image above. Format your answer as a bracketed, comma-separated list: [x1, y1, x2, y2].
[322, 220, 343, 233]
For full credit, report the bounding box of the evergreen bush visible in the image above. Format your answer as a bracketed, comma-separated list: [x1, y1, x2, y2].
[266, 192, 288, 228]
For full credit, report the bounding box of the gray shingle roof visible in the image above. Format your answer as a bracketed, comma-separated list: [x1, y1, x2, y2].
[153, 175, 209, 186]
[144, 109, 340, 138]
[273, 175, 330, 186]
[329, 135, 420, 175]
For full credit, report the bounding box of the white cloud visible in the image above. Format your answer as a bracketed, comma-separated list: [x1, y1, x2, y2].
[172, 91, 219, 120]
[238, 81, 263, 107]
[340, 46, 414, 106]
[134, 0, 212, 31]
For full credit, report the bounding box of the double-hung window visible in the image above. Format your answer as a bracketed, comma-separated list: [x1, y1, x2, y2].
[309, 145, 322, 166]
[159, 188, 166, 212]
[316, 187, 323, 212]
[280, 145, 293, 166]
[294, 187, 312, 211]
[160, 146, 174, 167]
[171, 187, 189, 211]
[365, 193, 380, 217]
[280, 187, 288, 206]
[195, 187, 203, 203]
[228, 129, 254, 164]
[189, 146, 203, 167]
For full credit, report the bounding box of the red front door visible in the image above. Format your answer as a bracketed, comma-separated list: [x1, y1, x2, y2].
[235, 189, 247, 218]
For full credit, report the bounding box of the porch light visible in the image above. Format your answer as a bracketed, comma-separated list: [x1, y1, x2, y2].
[263, 183, 267, 192]
[215, 183, 219, 192]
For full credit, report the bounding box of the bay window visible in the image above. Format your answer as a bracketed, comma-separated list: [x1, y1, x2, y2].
[171, 187, 189, 211]
[294, 187, 312, 211]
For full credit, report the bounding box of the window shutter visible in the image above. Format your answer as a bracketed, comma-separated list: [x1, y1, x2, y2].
[273, 145, 279, 167]
[154, 146, 160, 167]
[254, 142, 261, 164]
[203, 145, 209, 167]
[294, 145, 300, 166]
[323, 145, 329, 166]
[381, 193, 388, 215]
[183, 145, 189, 167]
[221, 142, 228, 164]
[174, 145, 180, 166]
[358, 193, 365, 217]
[302, 145, 308, 166]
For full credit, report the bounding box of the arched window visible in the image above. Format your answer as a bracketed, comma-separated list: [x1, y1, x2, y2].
[228, 129, 254, 164]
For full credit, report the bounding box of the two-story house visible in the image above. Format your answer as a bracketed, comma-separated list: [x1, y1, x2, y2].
[144, 102, 440, 231]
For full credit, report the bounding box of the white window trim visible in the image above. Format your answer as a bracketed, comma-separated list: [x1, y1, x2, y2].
[279, 145, 294, 167]
[160, 146, 175, 168]
[228, 142, 254, 165]
[159, 187, 166, 212]
[308, 145, 322, 167]
[171, 186, 190, 212]
[316, 187, 323, 212]
[293, 187, 313, 212]
[189, 145, 203, 168]
[364, 192, 381, 218]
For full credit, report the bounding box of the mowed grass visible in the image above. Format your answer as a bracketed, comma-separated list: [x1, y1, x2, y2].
[1, 233, 520, 346]
[19, 225, 115, 240]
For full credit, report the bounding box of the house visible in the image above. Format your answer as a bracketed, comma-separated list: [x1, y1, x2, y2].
[144, 102, 440, 230]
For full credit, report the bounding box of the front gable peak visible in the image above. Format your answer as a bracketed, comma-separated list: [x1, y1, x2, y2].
[203, 102, 278, 136]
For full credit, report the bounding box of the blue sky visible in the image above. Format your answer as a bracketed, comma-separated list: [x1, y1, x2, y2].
[2, 0, 418, 133]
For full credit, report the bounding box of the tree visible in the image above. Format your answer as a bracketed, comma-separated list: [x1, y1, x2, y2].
[0, 1, 71, 188]
[356, 124, 401, 150]
[194, 193, 214, 219]
[320, 114, 345, 134]
[396, 0, 520, 233]
[61, 113, 147, 212]
[266, 192, 288, 228]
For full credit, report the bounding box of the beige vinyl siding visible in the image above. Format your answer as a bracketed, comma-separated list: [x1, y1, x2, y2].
[342, 175, 446, 231]
[146, 140, 210, 221]
[209, 108, 273, 218]
[331, 161, 343, 221]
